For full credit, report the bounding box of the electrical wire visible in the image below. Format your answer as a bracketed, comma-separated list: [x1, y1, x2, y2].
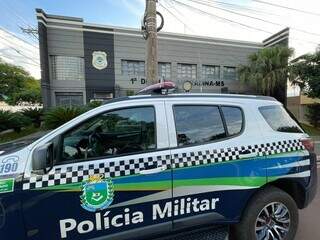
[1, 0, 36, 28]
[0, 31, 40, 55]
[0, 27, 38, 49]
[0, 53, 40, 67]
[253, 0, 320, 17]
[171, 0, 274, 34]
[0, 39, 40, 65]
[171, 0, 320, 45]
[207, 0, 281, 17]
[159, 0, 196, 33]
[187, 0, 320, 37]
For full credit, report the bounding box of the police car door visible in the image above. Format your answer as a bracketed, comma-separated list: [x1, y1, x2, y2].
[21, 101, 173, 240]
[165, 98, 267, 229]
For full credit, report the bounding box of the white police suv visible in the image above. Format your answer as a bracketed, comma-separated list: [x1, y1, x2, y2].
[0, 89, 317, 240]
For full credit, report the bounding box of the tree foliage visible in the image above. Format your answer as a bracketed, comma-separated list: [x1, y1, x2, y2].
[0, 110, 32, 133]
[0, 59, 41, 105]
[289, 51, 320, 98]
[238, 46, 294, 96]
[44, 106, 86, 129]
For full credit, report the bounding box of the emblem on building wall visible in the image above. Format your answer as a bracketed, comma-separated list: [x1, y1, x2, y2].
[92, 51, 108, 70]
[80, 174, 114, 212]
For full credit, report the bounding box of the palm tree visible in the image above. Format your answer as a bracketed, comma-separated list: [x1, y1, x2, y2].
[239, 46, 294, 96]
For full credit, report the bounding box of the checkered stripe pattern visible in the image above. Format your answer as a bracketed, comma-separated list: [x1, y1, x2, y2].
[172, 147, 240, 169]
[244, 139, 304, 156]
[22, 154, 172, 190]
[22, 139, 304, 190]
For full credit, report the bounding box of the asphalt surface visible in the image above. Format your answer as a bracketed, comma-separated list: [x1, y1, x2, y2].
[295, 166, 320, 240]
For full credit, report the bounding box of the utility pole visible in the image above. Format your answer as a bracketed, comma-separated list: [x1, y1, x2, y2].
[20, 26, 39, 41]
[145, 0, 158, 84]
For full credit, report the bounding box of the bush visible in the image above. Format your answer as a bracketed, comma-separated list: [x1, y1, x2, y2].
[306, 103, 320, 128]
[9, 113, 32, 133]
[0, 110, 32, 133]
[87, 101, 103, 109]
[126, 90, 135, 96]
[21, 108, 44, 128]
[0, 110, 11, 132]
[44, 106, 86, 129]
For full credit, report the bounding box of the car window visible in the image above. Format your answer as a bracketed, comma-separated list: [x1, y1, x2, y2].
[259, 105, 303, 133]
[173, 105, 226, 147]
[61, 107, 156, 162]
[221, 106, 243, 136]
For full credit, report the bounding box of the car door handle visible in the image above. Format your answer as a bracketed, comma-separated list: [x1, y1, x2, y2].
[140, 166, 166, 175]
[239, 150, 258, 159]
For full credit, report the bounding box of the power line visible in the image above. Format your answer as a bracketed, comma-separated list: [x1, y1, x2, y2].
[159, 0, 196, 33]
[171, 0, 320, 46]
[0, 53, 40, 67]
[0, 27, 38, 49]
[253, 0, 320, 17]
[0, 39, 40, 65]
[0, 32, 40, 55]
[187, 0, 320, 37]
[20, 26, 39, 41]
[207, 0, 281, 17]
[171, 0, 274, 34]
[1, 0, 36, 28]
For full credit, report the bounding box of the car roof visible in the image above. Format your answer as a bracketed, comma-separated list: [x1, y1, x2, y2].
[104, 93, 277, 105]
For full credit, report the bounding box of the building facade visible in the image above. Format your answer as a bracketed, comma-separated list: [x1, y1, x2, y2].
[36, 9, 287, 108]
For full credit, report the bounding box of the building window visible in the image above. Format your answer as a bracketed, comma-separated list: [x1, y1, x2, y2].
[55, 92, 84, 106]
[223, 66, 237, 81]
[121, 60, 145, 76]
[173, 105, 226, 147]
[202, 65, 220, 80]
[158, 62, 171, 79]
[93, 92, 113, 100]
[51, 56, 84, 81]
[177, 63, 197, 80]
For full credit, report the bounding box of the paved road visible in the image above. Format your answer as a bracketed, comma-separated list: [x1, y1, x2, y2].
[295, 166, 320, 240]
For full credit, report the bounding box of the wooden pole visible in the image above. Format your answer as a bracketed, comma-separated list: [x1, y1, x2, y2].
[145, 0, 158, 84]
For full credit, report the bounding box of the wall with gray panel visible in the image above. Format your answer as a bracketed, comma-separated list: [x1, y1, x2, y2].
[114, 32, 259, 96]
[38, 22, 51, 108]
[46, 27, 86, 106]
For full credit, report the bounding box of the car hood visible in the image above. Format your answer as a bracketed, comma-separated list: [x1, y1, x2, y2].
[0, 131, 50, 179]
[0, 131, 50, 156]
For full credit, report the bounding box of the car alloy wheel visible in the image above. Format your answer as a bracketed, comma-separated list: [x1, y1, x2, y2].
[255, 202, 290, 240]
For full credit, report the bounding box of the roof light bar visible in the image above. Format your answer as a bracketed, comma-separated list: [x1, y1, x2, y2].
[137, 81, 176, 95]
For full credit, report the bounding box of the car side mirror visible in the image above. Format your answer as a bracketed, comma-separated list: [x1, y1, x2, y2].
[32, 143, 54, 174]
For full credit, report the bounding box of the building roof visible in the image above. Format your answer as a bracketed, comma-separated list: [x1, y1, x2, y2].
[36, 9, 263, 49]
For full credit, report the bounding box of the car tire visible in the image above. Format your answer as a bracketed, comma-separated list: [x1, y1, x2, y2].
[230, 186, 299, 240]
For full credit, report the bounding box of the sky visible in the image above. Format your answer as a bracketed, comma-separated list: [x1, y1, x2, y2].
[0, 0, 319, 79]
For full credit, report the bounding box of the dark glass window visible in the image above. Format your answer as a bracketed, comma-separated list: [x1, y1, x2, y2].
[51, 56, 84, 81]
[223, 66, 237, 81]
[174, 106, 226, 147]
[61, 107, 156, 162]
[121, 60, 145, 76]
[55, 92, 84, 106]
[259, 105, 303, 133]
[202, 65, 220, 80]
[221, 107, 243, 135]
